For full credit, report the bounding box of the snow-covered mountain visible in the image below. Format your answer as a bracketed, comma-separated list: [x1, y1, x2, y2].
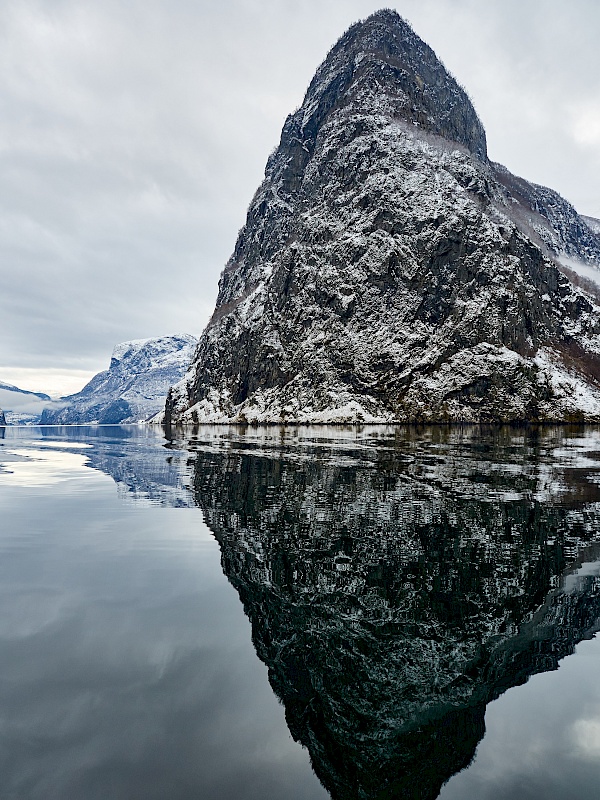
[0, 381, 52, 424]
[41, 335, 197, 425]
[165, 9, 600, 425]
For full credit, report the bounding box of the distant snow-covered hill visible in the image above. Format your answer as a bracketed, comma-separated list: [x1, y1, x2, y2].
[0, 381, 52, 424]
[41, 335, 197, 425]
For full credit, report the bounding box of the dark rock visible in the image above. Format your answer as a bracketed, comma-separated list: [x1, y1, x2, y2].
[97, 398, 133, 424]
[492, 162, 600, 265]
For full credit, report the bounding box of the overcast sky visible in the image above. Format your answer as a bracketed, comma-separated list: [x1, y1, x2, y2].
[1, 0, 599, 396]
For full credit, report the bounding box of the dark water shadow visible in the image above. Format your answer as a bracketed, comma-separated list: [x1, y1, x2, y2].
[174, 424, 600, 799]
[26, 423, 600, 798]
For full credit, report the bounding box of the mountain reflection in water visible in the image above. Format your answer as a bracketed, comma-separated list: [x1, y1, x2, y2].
[47, 424, 600, 798]
[184, 425, 600, 800]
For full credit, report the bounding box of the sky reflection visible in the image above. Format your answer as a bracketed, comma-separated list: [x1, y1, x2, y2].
[3, 426, 600, 798]
[0, 434, 326, 800]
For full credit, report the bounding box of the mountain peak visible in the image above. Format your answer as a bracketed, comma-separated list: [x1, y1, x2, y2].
[298, 7, 487, 160]
[337, 7, 420, 49]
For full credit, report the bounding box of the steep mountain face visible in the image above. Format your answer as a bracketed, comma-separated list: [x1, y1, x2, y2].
[41, 335, 197, 425]
[187, 426, 600, 799]
[166, 9, 600, 425]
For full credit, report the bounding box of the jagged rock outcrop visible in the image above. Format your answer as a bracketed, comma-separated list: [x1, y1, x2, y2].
[186, 425, 600, 799]
[41, 335, 197, 425]
[166, 9, 600, 425]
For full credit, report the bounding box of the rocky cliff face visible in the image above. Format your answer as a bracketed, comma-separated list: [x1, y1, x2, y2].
[42, 335, 197, 425]
[166, 9, 600, 425]
[492, 164, 600, 267]
[0, 408, 6, 426]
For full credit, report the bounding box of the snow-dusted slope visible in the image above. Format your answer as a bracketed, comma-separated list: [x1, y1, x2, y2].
[490, 167, 600, 297]
[166, 10, 600, 425]
[42, 335, 197, 424]
[492, 164, 600, 267]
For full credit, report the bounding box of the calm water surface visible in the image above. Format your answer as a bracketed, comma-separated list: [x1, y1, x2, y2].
[1, 424, 600, 799]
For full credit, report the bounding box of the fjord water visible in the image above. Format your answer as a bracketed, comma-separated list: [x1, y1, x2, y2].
[2, 426, 600, 799]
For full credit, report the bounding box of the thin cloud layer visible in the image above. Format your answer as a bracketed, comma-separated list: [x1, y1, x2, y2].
[0, 0, 598, 393]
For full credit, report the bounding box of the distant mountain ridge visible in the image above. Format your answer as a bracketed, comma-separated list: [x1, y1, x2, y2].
[164, 9, 600, 425]
[41, 335, 197, 425]
[0, 381, 50, 401]
[0, 380, 52, 424]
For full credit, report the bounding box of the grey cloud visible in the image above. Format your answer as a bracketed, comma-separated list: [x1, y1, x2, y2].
[0, 0, 598, 381]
